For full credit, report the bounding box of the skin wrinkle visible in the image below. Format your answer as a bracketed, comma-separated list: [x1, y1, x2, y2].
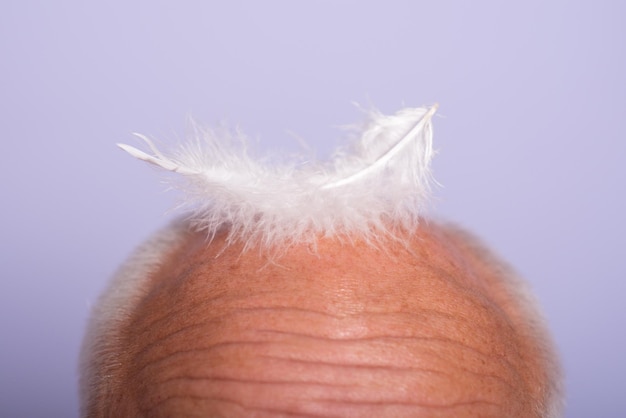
[130, 310, 523, 390]
[144, 374, 501, 410]
[132, 306, 514, 370]
[134, 337, 517, 388]
[262, 344, 514, 389]
[147, 393, 500, 414]
[153, 355, 516, 398]
[130, 320, 520, 412]
[133, 334, 520, 414]
[90, 220, 558, 417]
[146, 391, 502, 418]
[147, 395, 346, 418]
[251, 330, 515, 374]
[149, 395, 335, 418]
[134, 338, 503, 385]
[134, 302, 509, 366]
[263, 354, 518, 394]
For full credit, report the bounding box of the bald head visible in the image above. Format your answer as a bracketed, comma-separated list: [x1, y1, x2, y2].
[81, 220, 561, 417]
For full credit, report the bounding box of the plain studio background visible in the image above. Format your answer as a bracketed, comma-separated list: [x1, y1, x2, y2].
[1, 1, 624, 417]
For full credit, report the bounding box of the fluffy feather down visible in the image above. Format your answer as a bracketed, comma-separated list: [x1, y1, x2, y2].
[118, 105, 438, 249]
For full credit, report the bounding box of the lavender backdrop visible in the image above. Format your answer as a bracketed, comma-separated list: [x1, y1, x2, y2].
[1, 1, 624, 417]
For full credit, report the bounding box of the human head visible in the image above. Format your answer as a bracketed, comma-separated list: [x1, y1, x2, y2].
[81, 106, 562, 416]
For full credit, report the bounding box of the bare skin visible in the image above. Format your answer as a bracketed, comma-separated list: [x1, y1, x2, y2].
[84, 220, 560, 417]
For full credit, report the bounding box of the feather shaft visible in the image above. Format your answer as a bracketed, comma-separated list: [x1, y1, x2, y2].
[322, 104, 437, 189]
[117, 143, 198, 175]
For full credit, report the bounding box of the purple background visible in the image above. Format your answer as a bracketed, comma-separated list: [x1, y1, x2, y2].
[1, 1, 624, 417]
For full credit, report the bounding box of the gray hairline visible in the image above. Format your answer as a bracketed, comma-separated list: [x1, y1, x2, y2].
[439, 223, 564, 418]
[79, 219, 190, 415]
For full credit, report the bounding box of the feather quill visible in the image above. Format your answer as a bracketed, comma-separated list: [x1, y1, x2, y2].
[118, 105, 438, 249]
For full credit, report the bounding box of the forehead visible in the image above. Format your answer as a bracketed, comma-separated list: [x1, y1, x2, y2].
[113, 222, 533, 415]
[125, 221, 524, 386]
[83, 219, 559, 416]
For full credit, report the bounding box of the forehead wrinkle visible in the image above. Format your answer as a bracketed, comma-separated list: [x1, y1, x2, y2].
[129, 294, 519, 385]
[127, 220, 523, 362]
[131, 333, 516, 416]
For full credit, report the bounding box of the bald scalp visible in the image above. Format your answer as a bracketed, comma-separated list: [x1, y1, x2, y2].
[80, 220, 561, 417]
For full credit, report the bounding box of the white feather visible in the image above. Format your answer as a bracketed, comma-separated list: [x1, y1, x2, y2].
[118, 105, 438, 249]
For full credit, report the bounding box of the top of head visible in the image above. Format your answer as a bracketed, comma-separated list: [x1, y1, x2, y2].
[81, 220, 562, 417]
[80, 105, 563, 417]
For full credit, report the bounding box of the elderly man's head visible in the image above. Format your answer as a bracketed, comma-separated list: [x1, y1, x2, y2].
[81, 220, 561, 417]
[81, 106, 562, 416]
